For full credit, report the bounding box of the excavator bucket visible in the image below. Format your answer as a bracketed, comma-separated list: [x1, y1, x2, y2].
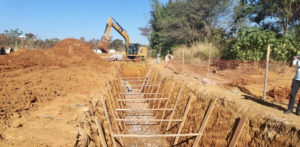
[98, 39, 109, 53]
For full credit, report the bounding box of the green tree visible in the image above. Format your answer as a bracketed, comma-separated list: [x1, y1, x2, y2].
[224, 26, 299, 62]
[150, 0, 232, 55]
[234, 0, 300, 36]
[110, 39, 124, 51]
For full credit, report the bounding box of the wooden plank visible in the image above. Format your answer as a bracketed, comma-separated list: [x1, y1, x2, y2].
[160, 81, 176, 126]
[116, 118, 183, 122]
[173, 96, 194, 145]
[101, 96, 117, 147]
[95, 117, 108, 147]
[192, 98, 217, 147]
[123, 77, 147, 79]
[151, 78, 163, 109]
[121, 84, 158, 87]
[117, 98, 168, 101]
[119, 93, 163, 95]
[166, 86, 184, 132]
[113, 133, 200, 138]
[154, 78, 168, 111]
[116, 108, 173, 111]
[228, 113, 249, 147]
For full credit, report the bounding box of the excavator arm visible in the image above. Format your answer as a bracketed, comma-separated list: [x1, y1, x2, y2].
[98, 17, 130, 53]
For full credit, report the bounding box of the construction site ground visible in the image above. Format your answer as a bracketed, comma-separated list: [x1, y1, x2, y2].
[0, 39, 300, 146]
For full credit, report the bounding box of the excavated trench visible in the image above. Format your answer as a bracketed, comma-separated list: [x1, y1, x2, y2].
[77, 63, 300, 147]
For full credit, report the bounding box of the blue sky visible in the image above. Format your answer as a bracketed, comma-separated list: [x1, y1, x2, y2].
[0, 0, 168, 45]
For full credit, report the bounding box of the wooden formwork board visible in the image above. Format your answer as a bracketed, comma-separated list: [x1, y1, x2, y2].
[192, 98, 217, 147]
[116, 108, 173, 111]
[173, 96, 194, 145]
[228, 113, 249, 147]
[166, 86, 184, 132]
[101, 96, 118, 147]
[95, 117, 108, 147]
[117, 98, 168, 101]
[113, 133, 200, 138]
[115, 118, 183, 122]
[160, 81, 176, 125]
[119, 93, 163, 95]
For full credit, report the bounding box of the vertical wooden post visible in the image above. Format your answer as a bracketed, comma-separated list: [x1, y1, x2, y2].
[182, 46, 185, 73]
[148, 71, 159, 99]
[263, 44, 271, 100]
[151, 78, 163, 109]
[95, 117, 108, 147]
[160, 81, 175, 125]
[154, 78, 168, 114]
[192, 98, 217, 147]
[101, 96, 117, 147]
[166, 86, 184, 133]
[173, 96, 194, 145]
[207, 43, 212, 78]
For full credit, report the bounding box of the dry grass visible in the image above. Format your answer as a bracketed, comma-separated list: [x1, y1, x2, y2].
[172, 42, 220, 59]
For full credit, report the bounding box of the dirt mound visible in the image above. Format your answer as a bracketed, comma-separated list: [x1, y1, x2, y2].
[0, 48, 66, 71]
[51, 38, 97, 59]
[267, 86, 300, 102]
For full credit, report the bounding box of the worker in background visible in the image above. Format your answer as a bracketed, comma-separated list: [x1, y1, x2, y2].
[157, 53, 161, 64]
[285, 52, 300, 116]
[164, 54, 173, 68]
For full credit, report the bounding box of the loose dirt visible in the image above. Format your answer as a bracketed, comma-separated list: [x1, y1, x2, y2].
[0, 38, 113, 146]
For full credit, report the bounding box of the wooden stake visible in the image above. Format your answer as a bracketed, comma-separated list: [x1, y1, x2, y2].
[113, 133, 199, 138]
[263, 44, 271, 100]
[207, 43, 212, 78]
[101, 96, 117, 147]
[160, 81, 175, 125]
[228, 113, 249, 147]
[166, 86, 184, 133]
[173, 96, 194, 145]
[95, 117, 108, 147]
[192, 98, 217, 147]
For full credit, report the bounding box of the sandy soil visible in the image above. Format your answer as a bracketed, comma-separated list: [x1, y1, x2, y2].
[0, 38, 113, 146]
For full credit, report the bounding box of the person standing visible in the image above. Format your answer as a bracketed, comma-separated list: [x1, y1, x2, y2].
[157, 53, 161, 64]
[285, 55, 300, 115]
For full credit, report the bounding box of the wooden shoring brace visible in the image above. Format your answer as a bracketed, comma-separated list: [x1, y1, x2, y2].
[113, 80, 126, 110]
[139, 67, 152, 92]
[108, 82, 126, 132]
[112, 80, 127, 129]
[95, 117, 108, 147]
[150, 77, 163, 108]
[154, 78, 168, 116]
[165, 85, 184, 133]
[113, 133, 199, 138]
[144, 69, 157, 96]
[228, 112, 249, 147]
[104, 96, 124, 146]
[159, 80, 176, 125]
[192, 98, 217, 147]
[152, 77, 166, 108]
[101, 95, 118, 147]
[141, 68, 153, 93]
[150, 71, 160, 97]
[106, 81, 126, 130]
[173, 95, 194, 145]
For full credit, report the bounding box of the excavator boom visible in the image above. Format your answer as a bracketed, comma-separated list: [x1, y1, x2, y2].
[98, 17, 130, 53]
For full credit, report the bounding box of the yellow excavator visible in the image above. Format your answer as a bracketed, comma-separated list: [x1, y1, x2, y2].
[98, 17, 147, 60]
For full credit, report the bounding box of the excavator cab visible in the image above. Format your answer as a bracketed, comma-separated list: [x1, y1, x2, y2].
[127, 44, 139, 55]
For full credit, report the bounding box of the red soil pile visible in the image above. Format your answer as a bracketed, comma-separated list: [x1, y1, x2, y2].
[51, 38, 98, 59]
[0, 38, 110, 71]
[0, 48, 66, 71]
[267, 86, 300, 102]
